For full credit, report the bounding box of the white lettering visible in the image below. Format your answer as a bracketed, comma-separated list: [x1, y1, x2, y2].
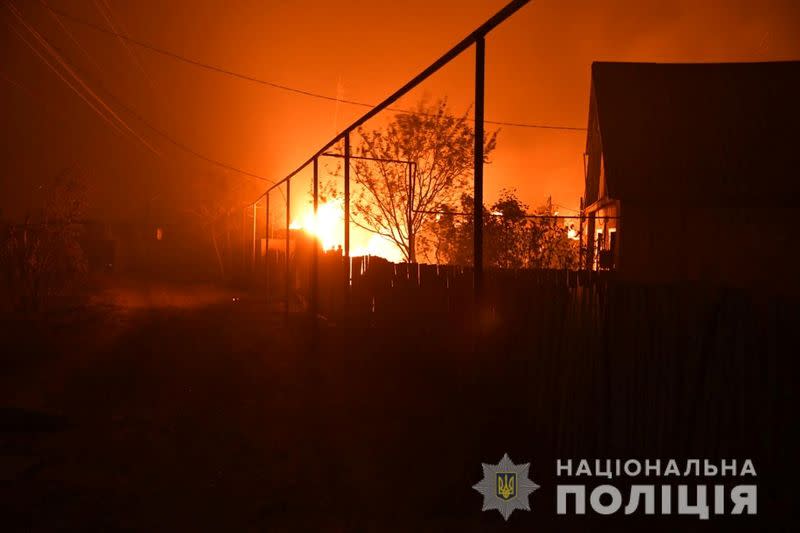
[590, 485, 623, 515]
[677, 484, 709, 519]
[731, 485, 757, 515]
[557, 485, 586, 514]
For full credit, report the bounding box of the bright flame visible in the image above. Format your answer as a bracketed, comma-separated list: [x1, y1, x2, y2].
[290, 200, 344, 251]
[289, 200, 404, 262]
[351, 234, 405, 263]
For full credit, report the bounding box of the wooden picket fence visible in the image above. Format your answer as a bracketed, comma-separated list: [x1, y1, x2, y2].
[256, 250, 797, 496]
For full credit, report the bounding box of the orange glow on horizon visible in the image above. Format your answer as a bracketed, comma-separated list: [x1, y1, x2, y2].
[290, 201, 404, 263]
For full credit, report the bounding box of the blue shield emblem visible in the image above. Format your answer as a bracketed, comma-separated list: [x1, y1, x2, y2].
[496, 473, 516, 500]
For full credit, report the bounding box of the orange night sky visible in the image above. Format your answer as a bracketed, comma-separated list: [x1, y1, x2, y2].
[2, 0, 800, 222]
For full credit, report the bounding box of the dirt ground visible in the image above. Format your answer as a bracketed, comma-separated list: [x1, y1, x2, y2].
[0, 278, 789, 531]
[0, 279, 495, 531]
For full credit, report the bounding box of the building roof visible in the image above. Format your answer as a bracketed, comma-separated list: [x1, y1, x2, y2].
[591, 61, 800, 207]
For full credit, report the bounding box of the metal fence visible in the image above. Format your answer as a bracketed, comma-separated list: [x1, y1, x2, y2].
[241, 0, 531, 319]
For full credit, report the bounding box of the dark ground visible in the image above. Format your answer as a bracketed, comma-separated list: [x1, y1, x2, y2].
[0, 278, 793, 531]
[0, 280, 489, 531]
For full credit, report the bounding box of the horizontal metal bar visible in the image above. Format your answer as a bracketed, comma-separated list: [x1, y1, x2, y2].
[321, 152, 414, 165]
[414, 209, 618, 220]
[247, 154, 416, 206]
[256, 0, 530, 197]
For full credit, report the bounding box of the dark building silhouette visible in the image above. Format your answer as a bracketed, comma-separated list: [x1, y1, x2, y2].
[582, 61, 800, 288]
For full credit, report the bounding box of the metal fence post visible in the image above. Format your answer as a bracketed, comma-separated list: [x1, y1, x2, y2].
[312, 157, 319, 319]
[407, 162, 413, 262]
[265, 193, 270, 299]
[252, 202, 258, 276]
[578, 197, 584, 271]
[344, 131, 351, 305]
[285, 179, 291, 323]
[473, 35, 485, 305]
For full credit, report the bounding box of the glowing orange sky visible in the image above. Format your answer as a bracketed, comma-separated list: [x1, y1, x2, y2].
[2, 0, 800, 221]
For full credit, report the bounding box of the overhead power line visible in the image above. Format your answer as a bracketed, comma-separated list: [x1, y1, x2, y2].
[553, 203, 580, 213]
[90, 0, 161, 99]
[9, 3, 273, 183]
[6, 3, 159, 154]
[41, 3, 588, 132]
[103, 87, 275, 183]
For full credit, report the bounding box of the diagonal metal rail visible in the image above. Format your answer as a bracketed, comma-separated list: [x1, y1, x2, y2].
[247, 0, 531, 318]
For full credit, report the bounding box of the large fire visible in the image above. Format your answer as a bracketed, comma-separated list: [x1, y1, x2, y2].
[289, 200, 404, 263]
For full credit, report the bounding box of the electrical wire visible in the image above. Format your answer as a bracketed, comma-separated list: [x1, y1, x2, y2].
[40, 2, 588, 132]
[7, 2, 160, 154]
[8, 2, 274, 183]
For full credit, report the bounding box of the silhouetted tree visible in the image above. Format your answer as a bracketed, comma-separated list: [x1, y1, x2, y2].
[430, 190, 579, 269]
[429, 193, 474, 266]
[331, 98, 497, 262]
[188, 171, 252, 281]
[1, 168, 88, 310]
[520, 196, 579, 270]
